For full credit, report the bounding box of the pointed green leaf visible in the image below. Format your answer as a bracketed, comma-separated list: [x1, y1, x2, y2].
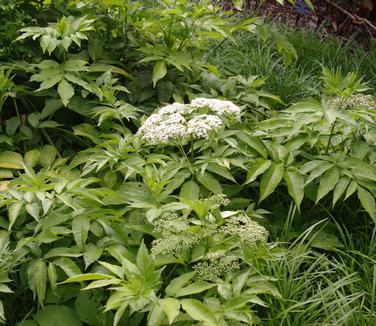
[39, 145, 57, 168]
[345, 179, 357, 200]
[244, 159, 272, 185]
[32, 259, 47, 306]
[8, 202, 23, 230]
[303, 161, 333, 185]
[57, 79, 75, 106]
[63, 273, 113, 284]
[0, 151, 23, 169]
[152, 62, 167, 87]
[259, 162, 284, 202]
[196, 172, 222, 194]
[284, 168, 304, 209]
[54, 258, 81, 277]
[162, 298, 180, 324]
[83, 244, 103, 269]
[180, 181, 200, 201]
[181, 299, 218, 326]
[165, 272, 196, 297]
[332, 176, 350, 207]
[358, 187, 376, 223]
[137, 241, 154, 275]
[316, 166, 339, 203]
[175, 282, 216, 298]
[72, 216, 90, 251]
[26, 203, 40, 221]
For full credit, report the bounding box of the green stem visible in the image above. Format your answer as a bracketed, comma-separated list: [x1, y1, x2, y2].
[325, 121, 336, 154]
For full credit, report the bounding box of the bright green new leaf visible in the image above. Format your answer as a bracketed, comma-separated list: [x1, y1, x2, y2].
[174, 282, 216, 298]
[162, 298, 180, 324]
[0, 151, 23, 169]
[58, 79, 75, 106]
[39, 145, 58, 168]
[165, 272, 196, 297]
[8, 202, 23, 230]
[181, 299, 218, 326]
[64, 273, 113, 284]
[152, 61, 167, 87]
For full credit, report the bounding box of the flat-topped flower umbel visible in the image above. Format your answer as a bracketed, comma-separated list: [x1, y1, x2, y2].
[137, 98, 241, 145]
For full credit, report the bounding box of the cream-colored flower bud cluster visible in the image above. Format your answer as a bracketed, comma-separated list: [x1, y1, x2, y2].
[193, 253, 240, 281]
[329, 94, 376, 111]
[220, 213, 268, 245]
[137, 98, 241, 145]
[203, 194, 231, 209]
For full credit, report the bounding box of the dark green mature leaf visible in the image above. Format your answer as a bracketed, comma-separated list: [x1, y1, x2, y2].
[244, 159, 271, 185]
[35, 305, 82, 326]
[259, 162, 284, 202]
[284, 167, 304, 209]
[237, 133, 268, 159]
[358, 187, 376, 223]
[316, 166, 339, 203]
[54, 258, 81, 277]
[332, 176, 351, 207]
[83, 244, 103, 269]
[180, 181, 200, 201]
[31, 259, 47, 306]
[196, 172, 222, 194]
[75, 291, 101, 326]
[72, 216, 90, 251]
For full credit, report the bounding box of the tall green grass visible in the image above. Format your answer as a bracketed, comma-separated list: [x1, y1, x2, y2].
[209, 28, 376, 105]
[257, 221, 376, 325]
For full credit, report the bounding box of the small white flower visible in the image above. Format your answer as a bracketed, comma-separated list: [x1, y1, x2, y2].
[187, 114, 223, 138]
[191, 97, 241, 118]
[158, 103, 188, 115]
[137, 98, 241, 145]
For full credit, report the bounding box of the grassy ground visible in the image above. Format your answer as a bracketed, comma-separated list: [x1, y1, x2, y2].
[210, 27, 376, 105]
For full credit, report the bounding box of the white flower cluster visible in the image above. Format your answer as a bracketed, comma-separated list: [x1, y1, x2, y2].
[137, 111, 187, 145]
[187, 114, 223, 139]
[191, 97, 241, 118]
[137, 98, 241, 145]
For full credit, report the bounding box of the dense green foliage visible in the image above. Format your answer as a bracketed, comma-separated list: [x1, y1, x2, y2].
[0, 0, 375, 325]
